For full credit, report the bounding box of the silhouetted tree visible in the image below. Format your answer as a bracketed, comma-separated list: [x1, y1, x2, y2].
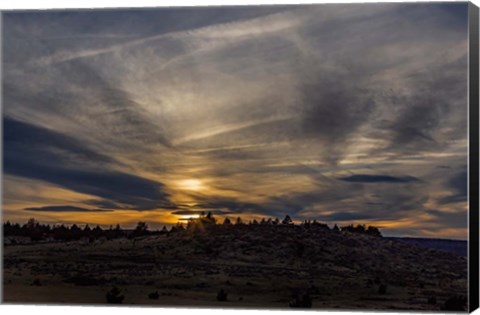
[223, 217, 231, 225]
[130, 221, 149, 238]
[105, 225, 115, 240]
[92, 225, 103, 238]
[26, 218, 38, 230]
[4, 221, 12, 236]
[186, 218, 195, 230]
[114, 224, 123, 238]
[22, 218, 45, 241]
[341, 224, 382, 237]
[311, 220, 329, 229]
[13, 223, 21, 234]
[236, 217, 243, 225]
[53, 225, 69, 241]
[205, 212, 216, 225]
[136, 222, 148, 232]
[3, 221, 22, 236]
[366, 226, 382, 237]
[333, 224, 340, 231]
[282, 215, 293, 225]
[175, 222, 185, 230]
[83, 224, 91, 234]
[70, 224, 82, 240]
[187, 211, 217, 231]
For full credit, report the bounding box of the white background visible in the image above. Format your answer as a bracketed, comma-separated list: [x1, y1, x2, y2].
[0, 1, 479, 315]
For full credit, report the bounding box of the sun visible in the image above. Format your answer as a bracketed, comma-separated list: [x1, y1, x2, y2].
[177, 179, 204, 191]
[180, 214, 200, 221]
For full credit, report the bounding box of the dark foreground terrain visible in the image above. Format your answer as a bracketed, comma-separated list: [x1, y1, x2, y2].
[3, 224, 468, 310]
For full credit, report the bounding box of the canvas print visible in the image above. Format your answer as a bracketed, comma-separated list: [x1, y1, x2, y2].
[1, 2, 478, 312]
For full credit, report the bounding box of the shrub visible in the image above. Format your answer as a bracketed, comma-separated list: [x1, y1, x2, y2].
[443, 296, 466, 311]
[289, 293, 312, 308]
[31, 278, 42, 286]
[428, 296, 437, 305]
[148, 291, 160, 300]
[217, 288, 228, 301]
[106, 287, 125, 304]
[378, 284, 387, 295]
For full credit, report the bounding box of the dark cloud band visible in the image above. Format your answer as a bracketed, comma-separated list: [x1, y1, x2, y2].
[25, 205, 113, 213]
[339, 174, 419, 183]
[4, 117, 174, 211]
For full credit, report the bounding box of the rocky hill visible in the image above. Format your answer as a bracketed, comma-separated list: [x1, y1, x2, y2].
[3, 224, 468, 311]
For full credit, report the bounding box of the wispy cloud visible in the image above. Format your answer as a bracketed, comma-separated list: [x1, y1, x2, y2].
[172, 115, 293, 146]
[2, 3, 469, 238]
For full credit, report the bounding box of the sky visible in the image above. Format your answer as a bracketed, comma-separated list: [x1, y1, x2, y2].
[2, 3, 470, 238]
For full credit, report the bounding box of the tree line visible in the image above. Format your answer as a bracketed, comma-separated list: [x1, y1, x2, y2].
[3, 218, 149, 242]
[3, 213, 382, 242]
